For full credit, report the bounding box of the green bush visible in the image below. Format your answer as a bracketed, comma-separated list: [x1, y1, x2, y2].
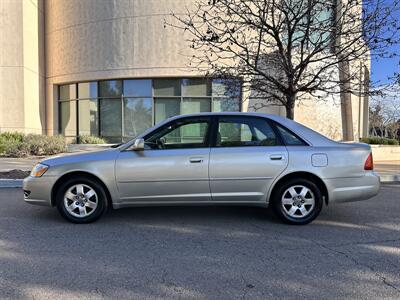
[360, 137, 399, 145]
[0, 138, 29, 157]
[77, 135, 107, 144]
[0, 132, 24, 142]
[24, 134, 67, 155]
[0, 132, 67, 157]
[0, 132, 25, 155]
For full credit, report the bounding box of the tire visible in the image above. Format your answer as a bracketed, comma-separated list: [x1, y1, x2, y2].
[272, 178, 323, 225]
[55, 176, 108, 223]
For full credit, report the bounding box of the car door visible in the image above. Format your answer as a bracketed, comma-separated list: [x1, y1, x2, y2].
[115, 116, 212, 203]
[209, 116, 288, 202]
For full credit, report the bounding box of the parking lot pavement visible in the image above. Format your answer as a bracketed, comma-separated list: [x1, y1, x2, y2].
[0, 185, 399, 299]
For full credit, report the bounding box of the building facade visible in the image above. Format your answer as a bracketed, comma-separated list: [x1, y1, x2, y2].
[1, 0, 369, 142]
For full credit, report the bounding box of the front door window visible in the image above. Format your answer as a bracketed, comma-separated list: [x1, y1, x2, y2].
[145, 118, 210, 150]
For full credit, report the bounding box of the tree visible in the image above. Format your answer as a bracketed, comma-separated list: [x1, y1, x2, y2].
[168, 0, 400, 119]
[370, 86, 400, 139]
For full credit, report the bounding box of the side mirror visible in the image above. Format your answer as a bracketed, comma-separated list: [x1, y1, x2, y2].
[131, 138, 145, 151]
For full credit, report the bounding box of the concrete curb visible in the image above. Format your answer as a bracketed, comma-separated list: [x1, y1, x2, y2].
[0, 175, 398, 189]
[0, 179, 23, 188]
[379, 175, 400, 183]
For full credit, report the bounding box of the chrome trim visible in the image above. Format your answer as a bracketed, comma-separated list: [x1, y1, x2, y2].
[210, 177, 273, 181]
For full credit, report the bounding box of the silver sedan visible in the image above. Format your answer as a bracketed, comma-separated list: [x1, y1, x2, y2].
[23, 113, 380, 224]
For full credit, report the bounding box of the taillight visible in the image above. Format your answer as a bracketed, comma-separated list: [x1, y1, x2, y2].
[364, 153, 373, 170]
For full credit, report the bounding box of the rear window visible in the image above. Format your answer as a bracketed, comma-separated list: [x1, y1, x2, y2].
[276, 124, 308, 146]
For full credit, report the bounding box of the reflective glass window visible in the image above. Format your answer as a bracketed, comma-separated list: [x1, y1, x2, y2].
[124, 98, 153, 138]
[59, 84, 76, 100]
[182, 78, 211, 96]
[100, 99, 122, 141]
[212, 97, 240, 112]
[99, 80, 122, 97]
[154, 98, 181, 124]
[78, 82, 98, 99]
[123, 80, 152, 97]
[182, 98, 211, 114]
[60, 101, 77, 136]
[153, 79, 181, 96]
[78, 99, 98, 136]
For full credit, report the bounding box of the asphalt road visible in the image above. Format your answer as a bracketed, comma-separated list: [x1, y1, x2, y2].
[0, 185, 399, 300]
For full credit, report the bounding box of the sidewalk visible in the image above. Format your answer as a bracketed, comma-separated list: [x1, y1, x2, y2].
[0, 157, 42, 172]
[375, 160, 400, 175]
[375, 160, 400, 183]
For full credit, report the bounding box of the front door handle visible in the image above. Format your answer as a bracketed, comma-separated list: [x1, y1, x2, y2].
[189, 157, 203, 163]
[270, 154, 283, 161]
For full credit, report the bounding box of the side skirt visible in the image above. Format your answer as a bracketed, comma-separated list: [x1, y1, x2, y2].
[112, 201, 269, 209]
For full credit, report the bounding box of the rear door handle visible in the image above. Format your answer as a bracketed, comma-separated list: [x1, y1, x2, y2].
[189, 157, 203, 163]
[270, 154, 283, 161]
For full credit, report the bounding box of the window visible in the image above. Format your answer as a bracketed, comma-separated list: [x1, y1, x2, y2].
[99, 99, 122, 143]
[78, 99, 98, 136]
[212, 97, 240, 112]
[59, 78, 241, 142]
[217, 117, 278, 147]
[123, 80, 152, 97]
[154, 98, 180, 124]
[78, 82, 97, 99]
[99, 80, 122, 97]
[212, 79, 241, 98]
[153, 79, 181, 96]
[212, 79, 240, 112]
[182, 98, 211, 114]
[145, 118, 210, 150]
[77, 82, 99, 137]
[60, 100, 77, 136]
[124, 98, 152, 138]
[59, 84, 76, 100]
[275, 124, 307, 146]
[182, 78, 211, 96]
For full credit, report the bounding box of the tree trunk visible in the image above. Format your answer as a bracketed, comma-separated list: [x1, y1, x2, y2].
[285, 94, 296, 120]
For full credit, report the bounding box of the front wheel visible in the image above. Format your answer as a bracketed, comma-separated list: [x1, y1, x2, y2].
[272, 178, 323, 225]
[56, 176, 108, 223]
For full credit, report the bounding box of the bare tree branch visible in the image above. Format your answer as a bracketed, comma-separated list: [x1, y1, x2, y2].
[166, 0, 400, 119]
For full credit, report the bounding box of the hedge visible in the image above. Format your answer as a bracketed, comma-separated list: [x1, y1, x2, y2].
[77, 135, 107, 144]
[0, 132, 67, 157]
[360, 137, 399, 145]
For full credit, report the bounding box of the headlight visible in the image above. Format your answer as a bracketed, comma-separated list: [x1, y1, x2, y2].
[30, 163, 49, 177]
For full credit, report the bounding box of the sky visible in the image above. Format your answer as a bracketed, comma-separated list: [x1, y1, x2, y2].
[369, 3, 400, 86]
[371, 46, 400, 86]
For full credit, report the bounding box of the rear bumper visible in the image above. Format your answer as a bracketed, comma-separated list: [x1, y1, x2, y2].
[23, 175, 57, 207]
[325, 172, 380, 203]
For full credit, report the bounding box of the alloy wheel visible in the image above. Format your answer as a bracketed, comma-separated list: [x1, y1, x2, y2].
[281, 185, 315, 218]
[63, 184, 98, 218]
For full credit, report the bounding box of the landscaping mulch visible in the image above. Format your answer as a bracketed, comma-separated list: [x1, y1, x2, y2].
[0, 169, 30, 179]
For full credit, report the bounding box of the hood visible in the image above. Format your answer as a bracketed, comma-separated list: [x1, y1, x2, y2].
[40, 148, 119, 167]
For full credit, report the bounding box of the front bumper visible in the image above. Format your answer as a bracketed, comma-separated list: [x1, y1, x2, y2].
[23, 175, 58, 207]
[325, 172, 380, 203]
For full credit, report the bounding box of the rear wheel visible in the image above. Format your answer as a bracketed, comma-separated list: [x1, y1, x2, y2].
[56, 176, 108, 223]
[272, 178, 323, 225]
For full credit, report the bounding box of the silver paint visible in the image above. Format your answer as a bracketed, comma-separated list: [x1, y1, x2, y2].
[23, 112, 380, 211]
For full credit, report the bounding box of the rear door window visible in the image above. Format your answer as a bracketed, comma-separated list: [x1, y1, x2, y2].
[216, 117, 279, 147]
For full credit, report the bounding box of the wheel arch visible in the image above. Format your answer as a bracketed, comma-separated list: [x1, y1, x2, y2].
[51, 171, 113, 207]
[269, 171, 329, 205]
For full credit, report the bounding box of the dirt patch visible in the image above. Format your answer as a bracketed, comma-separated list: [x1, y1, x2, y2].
[0, 169, 30, 179]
